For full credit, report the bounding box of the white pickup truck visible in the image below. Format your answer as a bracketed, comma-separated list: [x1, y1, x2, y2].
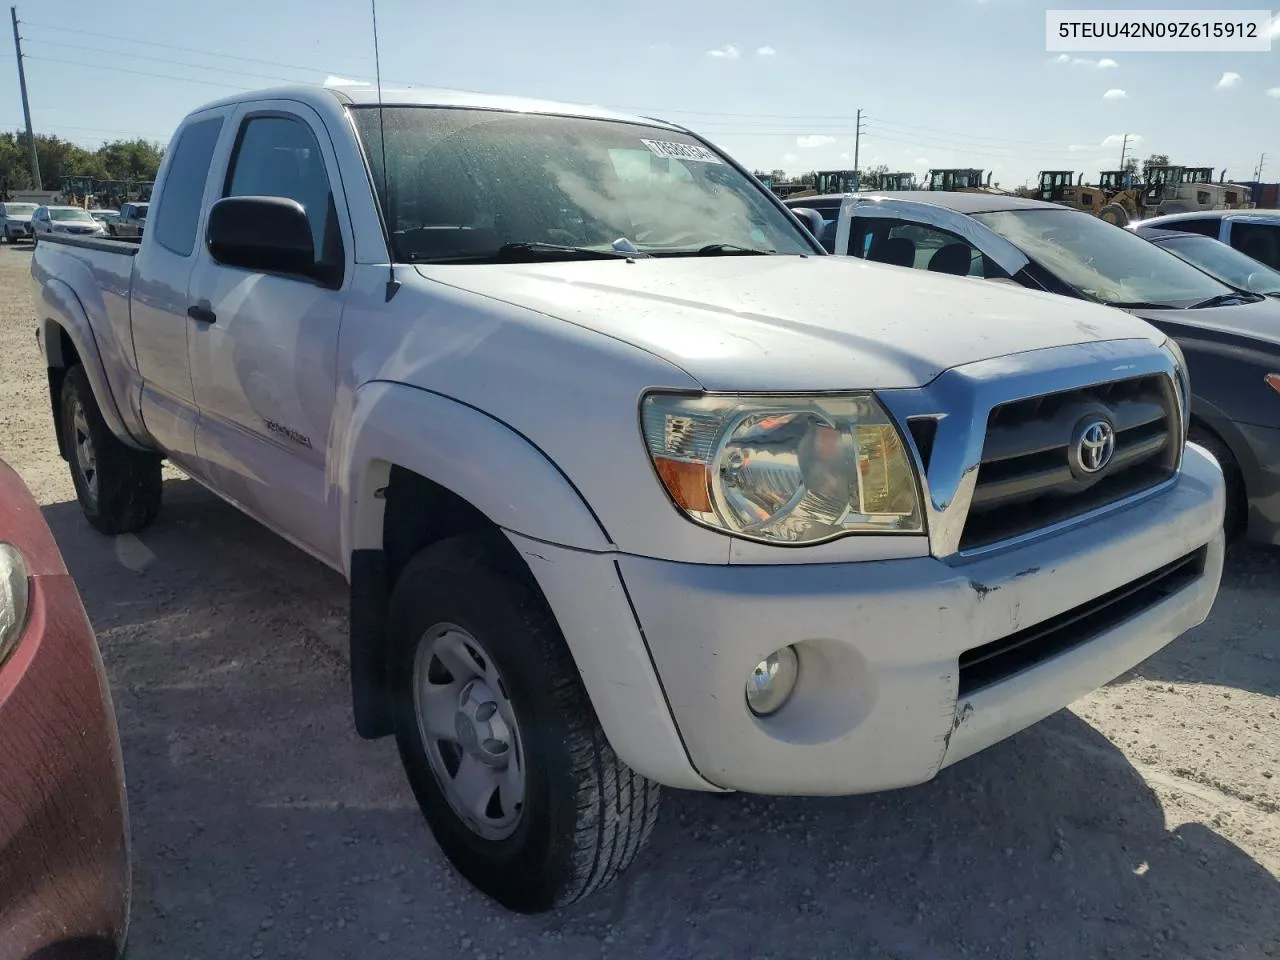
[31, 83, 1225, 913]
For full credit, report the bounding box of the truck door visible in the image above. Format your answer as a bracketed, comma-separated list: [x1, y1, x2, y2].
[185, 101, 350, 566]
[130, 111, 227, 464]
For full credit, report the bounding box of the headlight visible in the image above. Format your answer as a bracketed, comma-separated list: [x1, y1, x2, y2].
[641, 392, 923, 544]
[1160, 337, 1190, 443]
[0, 543, 30, 668]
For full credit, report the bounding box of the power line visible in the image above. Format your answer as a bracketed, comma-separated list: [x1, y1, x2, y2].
[21, 19, 373, 79]
[866, 116, 1049, 147]
[25, 54, 255, 90]
[23, 38, 320, 86]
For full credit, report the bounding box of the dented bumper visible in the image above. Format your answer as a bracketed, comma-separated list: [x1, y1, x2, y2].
[614, 443, 1225, 795]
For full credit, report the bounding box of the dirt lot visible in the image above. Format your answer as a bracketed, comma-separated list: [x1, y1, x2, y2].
[1, 244, 1277, 959]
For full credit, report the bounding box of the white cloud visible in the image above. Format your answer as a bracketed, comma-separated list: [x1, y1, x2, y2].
[1052, 54, 1119, 68]
[797, 134, 836, 148]
[1100, 133, 1141, 148]
[706, 44, 740, 59]
[914, 157, 930, 166]
[783, 152, 797, 164]
[838, 151, 851, 161]
[1268, 87, 1280, 98]
[1216, 72, 1242, 90]
[756, 46, 776, 56]
[1102, 88, 1128, 100]
[323, 75, 370, 87]
[1067, 144, 1092, 153]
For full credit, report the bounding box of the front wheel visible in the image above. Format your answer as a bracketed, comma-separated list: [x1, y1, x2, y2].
[388, 534, 660, 913]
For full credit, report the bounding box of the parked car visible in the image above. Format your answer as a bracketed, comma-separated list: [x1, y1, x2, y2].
[0, 458, 130, 957]
[32, 83, 1224, 913]
[1132, 226, 1280, 298]
[0, 201, 38, 243]
[107, 202, 147, 238]
[1135, 209, 1280, 271]
[787, 191, 1280, 543]
[88, 208, 121, 228]
[30, 206, 107, 244]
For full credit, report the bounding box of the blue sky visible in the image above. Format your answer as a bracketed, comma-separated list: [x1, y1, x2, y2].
[5, 0, 1278, 188]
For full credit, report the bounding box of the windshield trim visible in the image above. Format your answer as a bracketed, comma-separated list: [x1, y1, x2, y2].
[345, 104, 824, 264]
[972, 207, 1233, 309]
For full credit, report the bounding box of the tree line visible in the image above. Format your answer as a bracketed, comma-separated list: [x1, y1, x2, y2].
[0, 131, 165, 195]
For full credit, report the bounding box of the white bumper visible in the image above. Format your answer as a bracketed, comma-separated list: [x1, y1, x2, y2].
[607, 444, 1224, 794]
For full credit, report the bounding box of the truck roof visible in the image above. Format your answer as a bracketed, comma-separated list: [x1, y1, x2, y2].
[189, 83, 684, 132]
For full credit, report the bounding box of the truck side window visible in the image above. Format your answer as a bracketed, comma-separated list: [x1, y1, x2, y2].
[862, 220, 991, 278]
[225, 115, 338, 265]
[1167, 218, 1220, 239]
[152, 116, 224, 257]
[1230, 222, 1280, 270]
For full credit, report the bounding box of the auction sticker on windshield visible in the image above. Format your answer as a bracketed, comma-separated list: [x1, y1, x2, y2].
[641, 139, 723, 164]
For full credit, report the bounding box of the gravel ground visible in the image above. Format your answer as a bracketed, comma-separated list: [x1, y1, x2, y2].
[1, 243, 1277, 960]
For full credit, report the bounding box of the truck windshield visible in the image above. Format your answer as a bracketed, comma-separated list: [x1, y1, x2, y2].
[973, 209, 1231, 308]
[349, 106, 814, 263]
[50, 208, 95, 222]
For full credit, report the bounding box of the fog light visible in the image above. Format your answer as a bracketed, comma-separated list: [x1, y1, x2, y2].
[746, 646, 799, 717]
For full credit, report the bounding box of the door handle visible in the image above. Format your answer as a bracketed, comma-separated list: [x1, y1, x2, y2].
[187, 305, 216, 324]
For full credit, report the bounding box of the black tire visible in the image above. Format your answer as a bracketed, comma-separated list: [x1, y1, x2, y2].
[60, 364, 162, 535]
[1099, 202, 1130, 227]
[387, 534, 660, 913]
[1190, 426, 1246, 542]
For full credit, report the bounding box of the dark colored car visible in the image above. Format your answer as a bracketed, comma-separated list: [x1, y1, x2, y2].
[787, 191, 1280, 545]
[0, 458, 130, 959]
[1131, 227, 1280, 298]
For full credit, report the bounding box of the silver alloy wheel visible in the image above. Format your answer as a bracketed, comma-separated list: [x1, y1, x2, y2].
[413, 623, 525, 841]
[71, 397, 99, 507]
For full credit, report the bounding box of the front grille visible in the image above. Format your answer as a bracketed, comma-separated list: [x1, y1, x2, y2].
[960, 375, 1178, 551]
[957, 546, 1207, 696]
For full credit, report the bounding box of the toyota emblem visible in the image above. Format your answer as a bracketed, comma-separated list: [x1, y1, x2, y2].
[1074, 419, 1116, 474]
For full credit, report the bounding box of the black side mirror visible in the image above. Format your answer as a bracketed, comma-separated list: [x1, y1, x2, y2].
[207, 196, 316, 280]
[790, 207, 826, 241]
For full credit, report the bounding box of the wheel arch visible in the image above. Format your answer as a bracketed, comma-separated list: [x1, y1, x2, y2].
[37, 279, 145, 455]
[340, 381, 615, 739]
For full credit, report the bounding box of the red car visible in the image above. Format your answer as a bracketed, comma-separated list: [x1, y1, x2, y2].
[0, 459, 130, 960]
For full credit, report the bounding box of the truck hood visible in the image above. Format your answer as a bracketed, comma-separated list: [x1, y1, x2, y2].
[418, 255, 1164, 391]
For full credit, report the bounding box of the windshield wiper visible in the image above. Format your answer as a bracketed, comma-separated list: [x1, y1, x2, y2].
[414, 241, 646, 264]
[1106, 300, 1179, 310]
[1191, 292, 1259, 308]
[693, 243, 774, 256]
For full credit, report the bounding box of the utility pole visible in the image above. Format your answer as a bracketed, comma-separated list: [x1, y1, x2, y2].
[1255, 152, 1267, 182]
[1118, 133, 1130, 171]
[853, 108, 865, 173]
[10, 6, 40, 190]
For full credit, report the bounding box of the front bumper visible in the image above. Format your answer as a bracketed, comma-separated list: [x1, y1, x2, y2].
[1237, 421, 1280, 546]
[616, 443, 1225, 794]
[0, 574, 130, 955]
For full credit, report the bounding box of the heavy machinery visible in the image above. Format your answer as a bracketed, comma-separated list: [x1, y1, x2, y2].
[925, 168, 1001, 192]
[783, 169, 862, 200]
[1019, 170, 1131, 224]
[867, 171, 918, 191]
[1094, 170, 1145, 225]
[1141, 165, 1232, 216]
[1216, 172, 1254, 209]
